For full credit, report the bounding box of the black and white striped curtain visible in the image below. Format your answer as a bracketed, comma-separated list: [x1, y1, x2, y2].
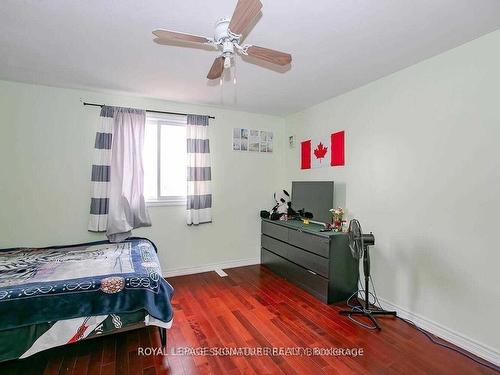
[186, 115, 212, 225]
[88, 106, 114, 231]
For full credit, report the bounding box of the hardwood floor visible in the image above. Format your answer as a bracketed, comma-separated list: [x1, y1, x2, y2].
[1, 265, 498, 375]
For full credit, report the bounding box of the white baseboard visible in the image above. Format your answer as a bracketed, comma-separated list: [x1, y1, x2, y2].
[163, 257, 260, 278]
[379, 298, 500, 367]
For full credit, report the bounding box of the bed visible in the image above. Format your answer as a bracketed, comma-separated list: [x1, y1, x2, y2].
[0, 237, 173, 362]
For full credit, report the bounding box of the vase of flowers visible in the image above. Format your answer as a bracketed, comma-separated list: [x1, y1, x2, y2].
[329, 207, 345, 232]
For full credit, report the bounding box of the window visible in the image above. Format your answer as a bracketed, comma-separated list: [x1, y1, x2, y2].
[143, 114, 187, 205]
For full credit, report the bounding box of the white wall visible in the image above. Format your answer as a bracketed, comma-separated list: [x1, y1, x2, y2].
[284, 30, 500, 356]
[0, 80, 285, 273]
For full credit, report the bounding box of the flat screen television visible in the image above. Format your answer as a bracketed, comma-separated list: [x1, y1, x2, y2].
[291, 181, 334, 224]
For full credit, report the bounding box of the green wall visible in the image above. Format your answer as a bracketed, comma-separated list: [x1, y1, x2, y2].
[284, 30, 500, 356]
[0, 81, 286, 273]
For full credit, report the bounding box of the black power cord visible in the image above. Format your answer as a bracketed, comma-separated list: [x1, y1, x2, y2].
[358, 276, 500, 372]
[397, 317, 499, 372]
[345, 281, 380, 330]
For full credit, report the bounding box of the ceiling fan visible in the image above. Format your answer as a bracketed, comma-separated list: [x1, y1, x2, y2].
[152, 0, 292, 80]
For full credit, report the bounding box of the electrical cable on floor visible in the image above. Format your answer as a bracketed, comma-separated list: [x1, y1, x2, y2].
[345, 280, 379, 330]
[364, 275, 500, 372]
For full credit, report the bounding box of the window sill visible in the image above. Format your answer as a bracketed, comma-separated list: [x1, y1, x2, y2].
[146, 199, 186, 207]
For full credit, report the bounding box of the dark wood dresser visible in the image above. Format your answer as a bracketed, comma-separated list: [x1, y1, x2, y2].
[261, 219, 359, 303]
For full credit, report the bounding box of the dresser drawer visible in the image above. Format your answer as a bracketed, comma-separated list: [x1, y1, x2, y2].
[261, 249, 329, 303]
[286, 261, 329, 303]
[288, 230, 330, 258]
[262, 235, 329, 278]
[261, 221, 288, 242]
[261, 234, 288, 258]
[286, 245, 329, 278]
[261, 248, 289, 280]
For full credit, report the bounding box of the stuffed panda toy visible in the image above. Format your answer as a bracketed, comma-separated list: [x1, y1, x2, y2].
[260, 189, 304, 221]
[270, 190, 288, 220]
[270, 190, 297, 220]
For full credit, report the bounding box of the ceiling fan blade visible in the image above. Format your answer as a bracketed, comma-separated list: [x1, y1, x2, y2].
[207, 57, 224, 80]
[152, 29, 211, 44]
[246, 45, 292, 66]
[228, 0, 263, 35]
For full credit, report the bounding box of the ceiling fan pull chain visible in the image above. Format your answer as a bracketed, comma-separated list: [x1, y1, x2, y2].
[220, 75, 223, 104]
[233, 59, 238, 104]
[233, 57, 237, 85]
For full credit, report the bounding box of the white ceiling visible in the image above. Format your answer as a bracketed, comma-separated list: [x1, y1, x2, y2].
[1, 0, 500, 115]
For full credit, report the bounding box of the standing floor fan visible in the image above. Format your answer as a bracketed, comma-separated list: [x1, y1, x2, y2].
[339, 219, 397, 330]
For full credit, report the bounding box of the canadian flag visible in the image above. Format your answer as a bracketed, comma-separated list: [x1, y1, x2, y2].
[301, 131, 345, 169]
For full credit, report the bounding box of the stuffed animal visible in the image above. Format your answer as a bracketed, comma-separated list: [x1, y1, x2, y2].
[270, 190, 289, 220]
[260, 189, 310, 221]
[270, 190, 299, 220]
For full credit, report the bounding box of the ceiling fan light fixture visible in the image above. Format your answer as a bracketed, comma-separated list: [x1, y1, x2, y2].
[224, 56, 232, 69]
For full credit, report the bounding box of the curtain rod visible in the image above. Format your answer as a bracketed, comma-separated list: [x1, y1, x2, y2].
[82, 102, 215, 119]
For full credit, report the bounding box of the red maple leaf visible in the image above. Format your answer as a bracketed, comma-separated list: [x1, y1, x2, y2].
[67, 324, 88, 343]
[313, 142, 328, 162]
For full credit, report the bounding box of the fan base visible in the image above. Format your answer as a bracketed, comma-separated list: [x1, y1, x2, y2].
[214, 18, 231, 42]
[339, 308, 397, 330]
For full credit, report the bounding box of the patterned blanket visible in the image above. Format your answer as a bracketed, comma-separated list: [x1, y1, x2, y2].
[0, 238, 173, 331]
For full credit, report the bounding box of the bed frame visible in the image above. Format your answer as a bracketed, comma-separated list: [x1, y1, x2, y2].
[79, 323, 168, 348]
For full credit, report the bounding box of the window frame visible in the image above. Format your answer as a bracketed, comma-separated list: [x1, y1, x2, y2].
[144, 113, 187, 207]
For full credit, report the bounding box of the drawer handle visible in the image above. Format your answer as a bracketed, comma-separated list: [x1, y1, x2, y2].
[307, 269, 317, 275]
